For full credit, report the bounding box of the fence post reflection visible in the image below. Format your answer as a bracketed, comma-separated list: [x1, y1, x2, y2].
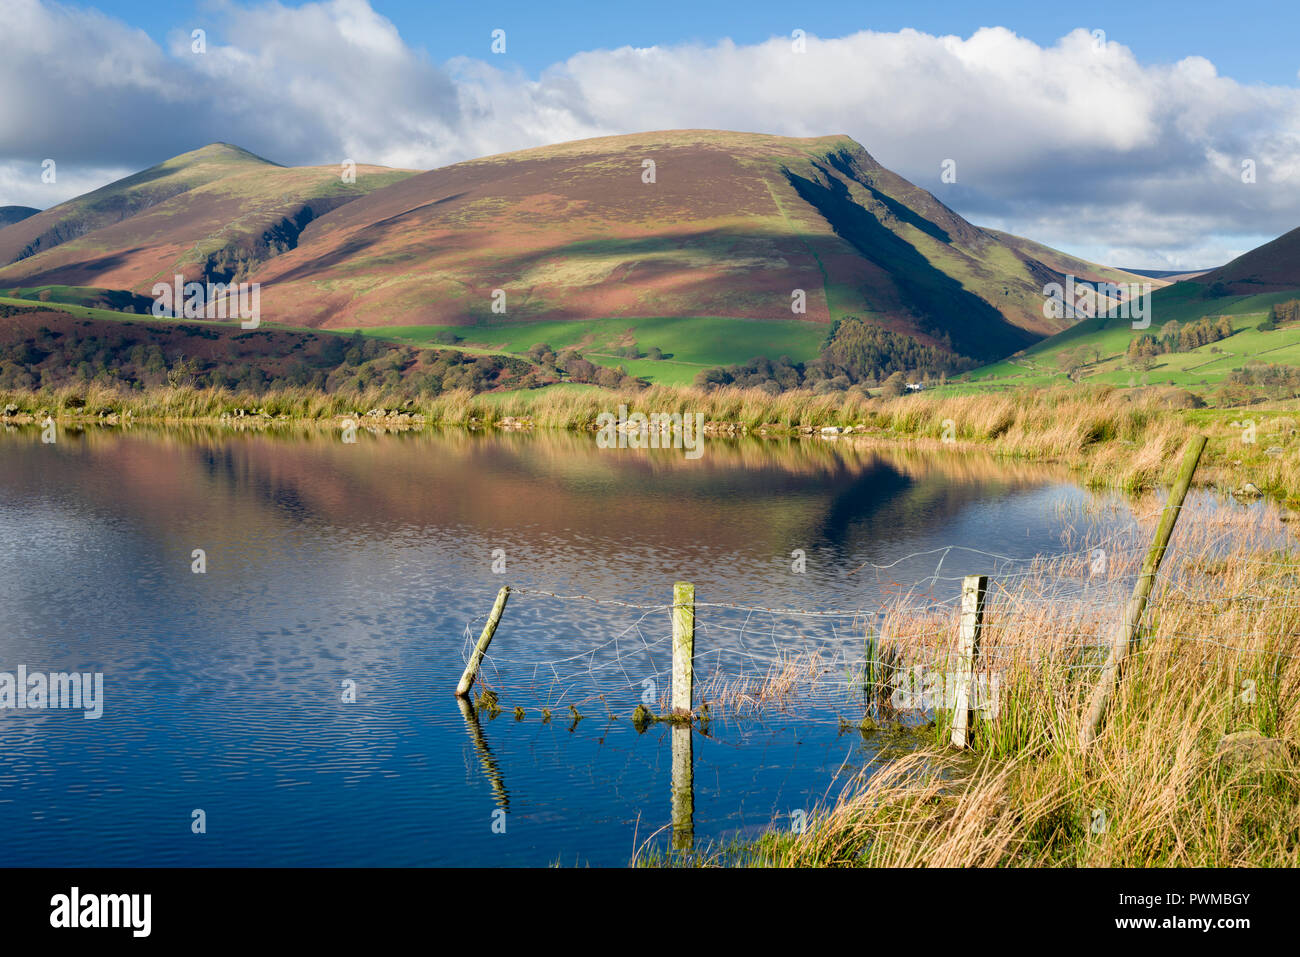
[457, 695, 510, 811]
[671, 722, 694, 853]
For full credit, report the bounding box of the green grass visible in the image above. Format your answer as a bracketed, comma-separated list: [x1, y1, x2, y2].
[357, 316, 828, 385]
[957, 281, 1300, 394]
[2, 285, 134, 307]
[0, 295, 150, 324]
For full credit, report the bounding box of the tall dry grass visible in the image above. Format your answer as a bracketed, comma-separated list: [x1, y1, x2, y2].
[5, 381, 1299, 498]
[718, 503, 1300, 867]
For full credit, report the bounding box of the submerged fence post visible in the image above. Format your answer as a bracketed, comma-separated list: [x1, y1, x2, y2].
[950, 574, 989, 749]
[456, 585, 510, 697]
[671, 581, 695, 716]
[1080, 435, 1207, 749]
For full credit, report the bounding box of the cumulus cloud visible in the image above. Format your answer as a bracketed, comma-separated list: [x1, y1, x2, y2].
[2, 0, 1299, 267]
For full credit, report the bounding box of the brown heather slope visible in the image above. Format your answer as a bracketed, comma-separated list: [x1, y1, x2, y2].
[1195, 225, 1300, 293]
[248, 130, 1129, 362]
[0, 144, 415, 292]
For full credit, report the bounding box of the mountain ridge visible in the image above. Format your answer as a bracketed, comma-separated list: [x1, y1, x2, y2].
[1, 130, 1157, 367]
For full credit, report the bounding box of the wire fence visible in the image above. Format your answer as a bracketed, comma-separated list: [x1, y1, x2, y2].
[458, 528, 1300, 724]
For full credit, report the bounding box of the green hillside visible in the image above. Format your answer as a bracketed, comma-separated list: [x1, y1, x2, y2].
[957, 281, 1300, 393]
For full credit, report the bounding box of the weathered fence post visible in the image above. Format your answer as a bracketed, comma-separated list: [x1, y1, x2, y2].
[951, 574, 989, 749]
[456, 585, 510, 697]
[1080, 435, 1207, 748]
[671, 581, 695, 716]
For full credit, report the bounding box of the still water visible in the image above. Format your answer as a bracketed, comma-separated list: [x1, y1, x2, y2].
[0, 425, 1147, 865]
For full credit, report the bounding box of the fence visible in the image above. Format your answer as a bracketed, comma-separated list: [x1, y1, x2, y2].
[450, 483, 1300, 853]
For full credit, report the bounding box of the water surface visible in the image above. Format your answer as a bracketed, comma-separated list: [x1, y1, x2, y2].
[0, 425, 1147, 865]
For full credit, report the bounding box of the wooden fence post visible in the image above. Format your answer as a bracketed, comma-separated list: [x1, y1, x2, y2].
[1080, 435, 1207, 748]
[951, 574, 989, 749]
[672, 582, 695, 716]
[456, 585, 510, 697]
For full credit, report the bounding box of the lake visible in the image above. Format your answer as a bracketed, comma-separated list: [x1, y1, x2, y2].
[0, 424, 1184, 866]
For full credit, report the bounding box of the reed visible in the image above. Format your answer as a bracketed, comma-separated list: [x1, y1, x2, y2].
[711, 503, 1300, 867]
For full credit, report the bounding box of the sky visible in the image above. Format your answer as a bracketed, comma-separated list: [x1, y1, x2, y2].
[3, 0, 1300, 269]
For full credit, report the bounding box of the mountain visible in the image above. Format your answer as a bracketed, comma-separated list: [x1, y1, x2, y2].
[1193, 226, 1300, 294]
[1122, 267, 1210, 280]
[1, 132, 1143, 367]
[0, 206, 39, 228]
[0, 144, 414, 291]
[250, 130, 1138, 362]
[986, 230, 1159, 288]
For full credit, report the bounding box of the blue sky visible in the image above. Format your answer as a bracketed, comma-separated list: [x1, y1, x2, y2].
[4, 0, 1300, 268]
[90, 0, 1300, 83]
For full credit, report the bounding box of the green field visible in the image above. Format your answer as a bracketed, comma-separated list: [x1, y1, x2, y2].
[0, 295, 153, 324]
[354, 316, 829, 385]
[953, 281, 1300, 394]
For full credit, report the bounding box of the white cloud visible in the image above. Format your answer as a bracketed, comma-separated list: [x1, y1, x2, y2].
[2, 0, 1299, 267]
[0, 160, 134, 211]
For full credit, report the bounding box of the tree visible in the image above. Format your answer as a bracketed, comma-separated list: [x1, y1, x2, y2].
[881, 371, 907, 397]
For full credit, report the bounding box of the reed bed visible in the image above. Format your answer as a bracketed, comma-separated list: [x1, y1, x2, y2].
[713, 503, 1300, 867]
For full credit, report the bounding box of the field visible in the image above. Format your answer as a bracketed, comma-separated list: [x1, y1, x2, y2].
[956, 281, 1300, 393]
[357, 315, 828, 385]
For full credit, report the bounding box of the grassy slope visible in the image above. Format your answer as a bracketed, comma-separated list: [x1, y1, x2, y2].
[0, 289, 822, 386]
[0, 294, 400, 344]
[956, 281, 1300, 393]
[358, 315, 828, 385]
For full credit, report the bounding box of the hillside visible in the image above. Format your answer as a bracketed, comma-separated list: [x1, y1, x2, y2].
[0, 207, 39, 228]
[0, 144, 274, 267]
[0, 144, 415, 292]
[961, 277, 1300, 394]
[1194, 225, 1300, 294]
[984, 229, 1159, 289]
[0, 299, 537, 395]
[250, 130, 1131, 364]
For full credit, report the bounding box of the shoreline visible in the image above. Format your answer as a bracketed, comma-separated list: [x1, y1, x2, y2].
[4, 382, 1298, 504]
